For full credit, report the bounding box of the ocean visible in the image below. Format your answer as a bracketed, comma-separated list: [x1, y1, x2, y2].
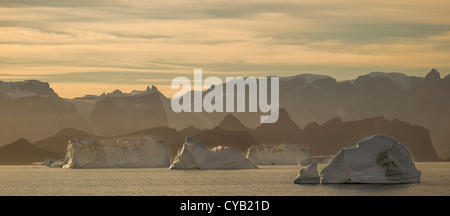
[1, 163, 449, 196]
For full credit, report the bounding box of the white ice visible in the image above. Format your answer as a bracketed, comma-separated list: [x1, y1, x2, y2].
[293, 162, 321, 184]
[170, 137, 258, 169]
[62, 136, 170, 168]
[320, 135, 421, 183]
[246, 143, 312, 165]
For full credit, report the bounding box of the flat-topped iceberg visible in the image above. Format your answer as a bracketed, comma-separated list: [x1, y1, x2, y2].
[246, 143, 311, 165]
[170, 137, 258, 169]
[61, 136, 170, 168]
[321, 135, 421, 183]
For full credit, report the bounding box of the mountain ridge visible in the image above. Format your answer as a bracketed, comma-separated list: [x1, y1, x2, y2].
[1, 68, 449, 160]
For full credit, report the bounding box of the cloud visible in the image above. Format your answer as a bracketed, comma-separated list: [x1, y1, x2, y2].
[1, 0, 450, 98]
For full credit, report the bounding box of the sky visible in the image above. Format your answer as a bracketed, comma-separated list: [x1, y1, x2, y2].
[1, 0, 450, 98]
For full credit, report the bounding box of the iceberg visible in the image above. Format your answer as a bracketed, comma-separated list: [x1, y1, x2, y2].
[170, 137, 258, 169]
[320, 135, 421, 183]
[49, 159, 64, 168]
[293, 162, 320, 184]
[43, 158, 57, 166]
[246, 143, 311, 165]
[31, 158, 58, 166]
[61, 136, 170, 168]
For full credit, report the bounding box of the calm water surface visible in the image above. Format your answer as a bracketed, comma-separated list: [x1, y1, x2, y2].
[0, 163, 449, 196]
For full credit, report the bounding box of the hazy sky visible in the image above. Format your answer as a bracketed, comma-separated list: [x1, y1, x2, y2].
[1, 0, 450, 98]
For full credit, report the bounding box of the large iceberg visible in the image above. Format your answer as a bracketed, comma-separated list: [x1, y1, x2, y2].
[170, 137, 258, 169]
[321, 135, 421, 183]
[61, 136, 170, 168]
[246, 143, 312, 165]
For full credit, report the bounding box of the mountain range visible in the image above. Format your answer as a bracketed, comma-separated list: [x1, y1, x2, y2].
[0, 80, 93, 146]
[0, 112, 441, 164]
[0, 68, 449, 162]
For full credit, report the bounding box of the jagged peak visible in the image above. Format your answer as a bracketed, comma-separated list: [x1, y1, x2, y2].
[277, 108, 293, 122]
[425, 68, 441, 81]
[304, 121, 320, 129]
[178, 125, 202, 136]
[218, 114, 250, 131]
[254, 108, 300, 130]
[220, 114, 240, 123]
[111, 89, 123, 94]
[0, 80, 58, 97]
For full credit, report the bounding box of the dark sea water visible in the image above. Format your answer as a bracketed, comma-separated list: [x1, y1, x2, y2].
[0, 163, 449, 196]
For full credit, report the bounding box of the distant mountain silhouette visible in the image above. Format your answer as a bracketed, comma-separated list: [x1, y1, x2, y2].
[89, 89, 168, 136]
[178, 125, 202, 136]
[33, 128, 101, 157]
[0, 82, 93, 145]
[218, 114, 252, 132]
[300, 116, 441, 162]
[252, 108, 302, 145]
[0, 80, 58, 98]
[276, 69, 450, 160]
[74, 85, 159, 100]
[2, 69, 449, 160]
[0, 138, 60, 165]
[1, 114, 441, 164]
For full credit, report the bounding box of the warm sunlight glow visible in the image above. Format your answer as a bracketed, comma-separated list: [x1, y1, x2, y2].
[1, 0, 450, 98]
